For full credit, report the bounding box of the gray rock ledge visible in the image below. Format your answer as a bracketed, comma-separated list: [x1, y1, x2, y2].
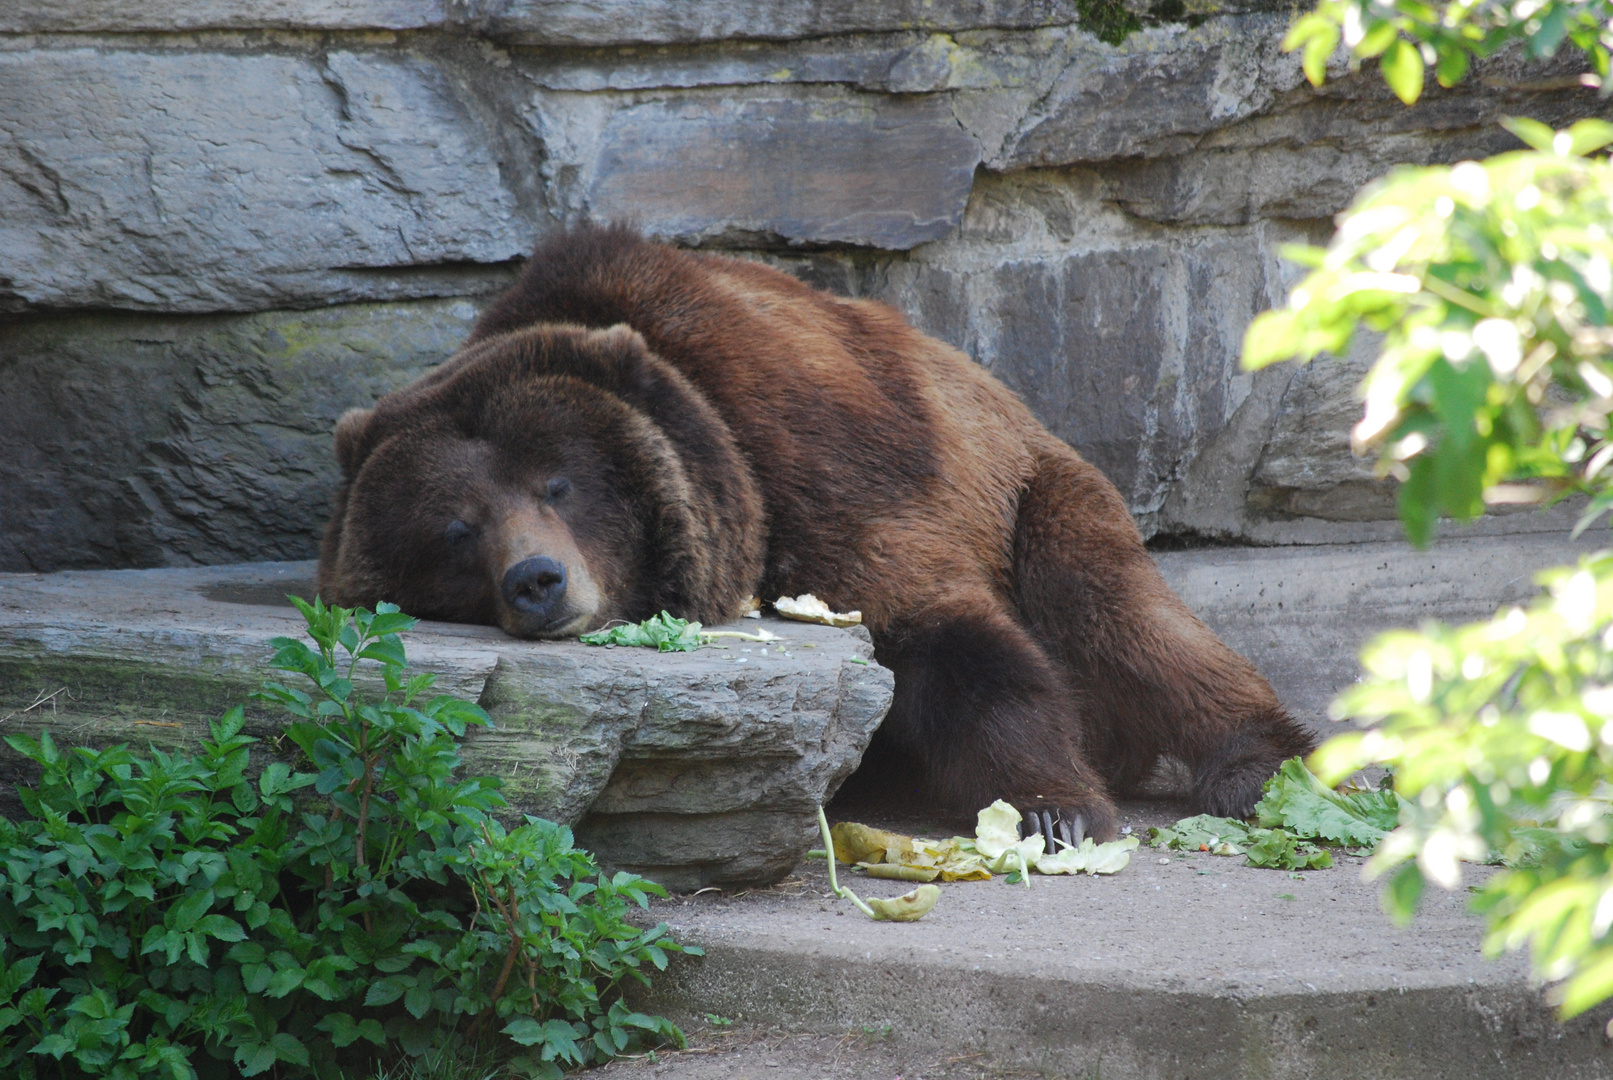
[0, 561, 894, 890]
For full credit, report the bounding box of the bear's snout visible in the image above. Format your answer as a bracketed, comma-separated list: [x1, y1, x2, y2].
[501, 556, 569, 631]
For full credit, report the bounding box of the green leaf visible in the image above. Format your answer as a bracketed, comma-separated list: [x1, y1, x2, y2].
[504, 1018, 586, 1066]
[1558, 945, 1613, 1017]
[195, 914, 246, 942]
[238, 1044, 277, 1077]
[1357, 20, 1399, 58]
[1502, 116, 1557, 152]
[241, 963, 272, 994]
[364, 979, 404, 1007]
[316, 1013, 365, 1049]
[365, 612, 418, 638]
[403, 983, 432, 1020]
[1253, 758, 1398, 846]
[1381, 39, 1425, 104]
[1565, 118, 1613, 156]
[1283, 13, 1339, 87]
[356, 638, 407, 667]
[170, 888, 215, 933]
[265, 967, 304, 998]
[1435, 46, 1469, 87]
[269, 1034, 309, 1068]
[0, 955, 41, 998]
[580, 612, 703, 652]
[1382, 861, 1425, 926]
[212, 706, 247, 743]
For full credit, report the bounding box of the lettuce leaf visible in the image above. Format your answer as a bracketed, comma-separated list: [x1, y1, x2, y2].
[580, 612, 703, 652]
[1254, 758, 1399, 846]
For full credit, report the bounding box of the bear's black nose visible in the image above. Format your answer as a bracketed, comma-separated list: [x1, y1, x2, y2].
[501, 556, 568, 622]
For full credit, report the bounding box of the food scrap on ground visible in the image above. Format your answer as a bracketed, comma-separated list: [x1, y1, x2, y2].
[1149, 759, 1398, 870]
[817, 809, 941, 922]
[1147, 757, 1552, 872]
[828, 800, 1139, 889]
[1156, 756, 1557, 871]
[579, 611, 779, 652]
[774, 593, 863, 627]
[580, 611, 704, 651]
[1150, 813, 1335, 870]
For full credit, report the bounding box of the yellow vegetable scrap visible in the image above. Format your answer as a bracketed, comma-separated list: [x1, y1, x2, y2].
[865, 885, 940, 921]
[829, 822, 912, 865]
[828, 799, 1139, 888]
[816, 808, 939, 922]
[773, 593, 863, 627]
[1035, 835, 1140, 875]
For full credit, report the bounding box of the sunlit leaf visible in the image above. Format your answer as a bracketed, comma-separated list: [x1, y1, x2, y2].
[1382, 39, 1425, 104]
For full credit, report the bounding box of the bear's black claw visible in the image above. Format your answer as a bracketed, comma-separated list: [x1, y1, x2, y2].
[1020, 809, 1087, 853]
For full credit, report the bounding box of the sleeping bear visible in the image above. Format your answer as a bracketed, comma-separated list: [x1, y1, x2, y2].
[319, 225, 1316, 847]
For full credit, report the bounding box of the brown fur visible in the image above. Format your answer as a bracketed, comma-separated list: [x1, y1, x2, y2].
[321, 226, 1316, 833]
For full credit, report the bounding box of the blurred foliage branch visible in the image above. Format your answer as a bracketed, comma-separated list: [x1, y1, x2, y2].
[1286, 0, 1612, 105]
[1241, 0, 1613, 1023]
[1245, 118, 1613, 546]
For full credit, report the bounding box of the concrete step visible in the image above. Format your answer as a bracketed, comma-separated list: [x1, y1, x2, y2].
[619, 825, 1609, 1080]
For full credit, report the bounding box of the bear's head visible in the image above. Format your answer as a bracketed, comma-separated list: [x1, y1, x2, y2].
[317, 323, 766, 638]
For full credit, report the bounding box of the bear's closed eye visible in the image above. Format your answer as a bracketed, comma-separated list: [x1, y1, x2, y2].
[445, 519, 476, 545]
[546, 477, 572, 500]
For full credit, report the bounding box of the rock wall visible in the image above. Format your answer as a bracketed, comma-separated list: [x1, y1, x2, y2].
[3, 2, 1609, 570]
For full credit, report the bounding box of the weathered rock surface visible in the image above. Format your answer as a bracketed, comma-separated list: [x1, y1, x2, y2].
[582, 91, 979, 249]
[1154, 530, 1610, 727]
[2, 2, 1093, 39]
[0, 562, 893, 889]
[0, 299, 494, 571]
[0, 48, 529, 313]
[4, 2, 1613, 570]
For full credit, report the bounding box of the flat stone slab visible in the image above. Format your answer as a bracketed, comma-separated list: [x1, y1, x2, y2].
[1155, 529, 1609, 728]
[584, 92, 980, 250]
[616, 803, 1610, 1079]
[0, 561, 893, 890]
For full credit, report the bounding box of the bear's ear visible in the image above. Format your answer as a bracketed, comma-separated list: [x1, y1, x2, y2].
[595, 323, 648, 353]
[333, 407, 375, 478]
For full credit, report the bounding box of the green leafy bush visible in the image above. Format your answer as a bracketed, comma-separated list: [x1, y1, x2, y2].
[0, 598, 692, 1080]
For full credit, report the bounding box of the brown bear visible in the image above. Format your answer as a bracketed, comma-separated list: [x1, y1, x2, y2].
[319, 225, 1315, 847]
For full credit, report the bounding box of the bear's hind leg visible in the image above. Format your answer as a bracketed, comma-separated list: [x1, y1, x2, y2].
[1011, 447, 1317, 817]
[871, 594, 1118, 844]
